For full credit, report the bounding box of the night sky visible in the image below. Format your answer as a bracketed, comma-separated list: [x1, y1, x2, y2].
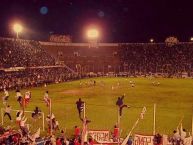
[0, 0, 193, 42]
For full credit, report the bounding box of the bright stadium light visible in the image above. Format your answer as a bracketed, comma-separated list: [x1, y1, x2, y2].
[13, 23, 23, 38]
[87, 28, 99, 40]
[190, 37, 193, 41]
[150, 38, 154, 43]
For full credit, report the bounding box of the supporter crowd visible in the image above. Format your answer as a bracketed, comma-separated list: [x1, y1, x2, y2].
[0, 38, 80, 90]
[119, 43, 193, 77]
[43, 42, 193, 77]
[0, 38, 55, 68]
[0, 37, 192, 91]
[0, 67, 79, 90]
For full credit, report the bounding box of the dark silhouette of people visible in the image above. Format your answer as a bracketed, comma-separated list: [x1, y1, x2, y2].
[76, 98, 84, 119]
[116, 95, 130, 116]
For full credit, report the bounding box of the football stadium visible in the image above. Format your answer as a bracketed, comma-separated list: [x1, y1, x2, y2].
[0, 0, 193, 145]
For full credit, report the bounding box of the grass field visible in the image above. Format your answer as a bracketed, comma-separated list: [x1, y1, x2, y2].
[1, 77, 193, 137]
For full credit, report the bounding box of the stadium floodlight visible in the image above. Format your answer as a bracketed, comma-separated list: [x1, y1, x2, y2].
[13, 23, 23, 39]
[150, 38, 154, 43]
[190, 37, 193, 41]
[87, 28, 99, 40]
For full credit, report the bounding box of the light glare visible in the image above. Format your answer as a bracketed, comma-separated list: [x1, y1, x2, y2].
[150, 38, 154, 43]
[87, 29, 99, 39]
[13, 23, 23, 33]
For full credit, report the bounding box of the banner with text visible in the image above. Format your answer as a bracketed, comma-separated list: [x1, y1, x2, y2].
[133, 134, 154, 145]
[88, 130, 111, 144]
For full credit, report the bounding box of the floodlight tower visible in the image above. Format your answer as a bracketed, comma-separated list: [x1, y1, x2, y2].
[13, 23, 23, 39]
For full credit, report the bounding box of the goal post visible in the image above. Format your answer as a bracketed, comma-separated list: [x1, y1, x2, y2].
[1, 108, 45, 131]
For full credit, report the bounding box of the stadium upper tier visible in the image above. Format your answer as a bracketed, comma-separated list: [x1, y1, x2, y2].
[40, 41, 193, 75]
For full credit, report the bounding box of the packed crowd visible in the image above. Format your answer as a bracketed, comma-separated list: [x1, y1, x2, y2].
[119, 43, 193, 77]
[0, 125, 190, 145]
[0, 37, 192, 83]
[0, 67, 79, 90]
[0, 38, 83, 90]
[44, 42, 193, 77]
[0, 38, 55, 68]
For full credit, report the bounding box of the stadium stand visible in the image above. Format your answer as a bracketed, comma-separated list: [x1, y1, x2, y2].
[0, 38, 78, 90]
[0, 37, 193, 90]
[41, 42, 193, 77]
[0, 37, 55, 68]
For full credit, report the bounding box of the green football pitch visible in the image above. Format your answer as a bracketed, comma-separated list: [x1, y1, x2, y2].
[1, 77, 193, 137]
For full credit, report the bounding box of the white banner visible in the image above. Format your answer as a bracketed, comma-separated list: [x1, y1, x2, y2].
[88, 130, 110, 143]
[133, 134, 154, 145]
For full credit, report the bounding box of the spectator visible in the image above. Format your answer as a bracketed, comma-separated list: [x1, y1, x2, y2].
[74, 126, 81, 138]
[172, 130, 181, 145]
[153, 133, 162, 145]
[32, 107, 41, 119]
[113, 125, 119, 142]
[127, 136, 133, 145]
[4, 105, 12, 122]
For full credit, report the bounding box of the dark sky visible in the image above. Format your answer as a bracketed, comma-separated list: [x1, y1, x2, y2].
[0, 0, 193, 42]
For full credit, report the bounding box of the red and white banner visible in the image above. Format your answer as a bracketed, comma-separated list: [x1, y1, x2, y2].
[133, 134, 154, 145]
[88, 130, 111, 143]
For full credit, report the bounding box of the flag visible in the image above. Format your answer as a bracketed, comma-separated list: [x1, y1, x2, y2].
[184, 137, 192, 145]
[33, 128, 41, 139]
[44, 97, 50, 107]
[140, 107, 147, 119]
[44, 92, 50, 107]
[24, 91, 31, 106]
[30, 128, 41, 143]
[81, 118, 88, 145]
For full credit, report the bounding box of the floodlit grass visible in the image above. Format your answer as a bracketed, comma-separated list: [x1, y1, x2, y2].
[1, 77, 193, 137]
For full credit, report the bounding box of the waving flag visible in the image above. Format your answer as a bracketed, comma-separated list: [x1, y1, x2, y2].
[24, 91, 31, 106]
[140, 107, 147, 119]
[44, 96, 50, 107]
[44, 91, 50, 107]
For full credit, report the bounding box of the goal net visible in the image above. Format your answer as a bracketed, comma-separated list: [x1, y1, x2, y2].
[1, 108, 45, 132]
